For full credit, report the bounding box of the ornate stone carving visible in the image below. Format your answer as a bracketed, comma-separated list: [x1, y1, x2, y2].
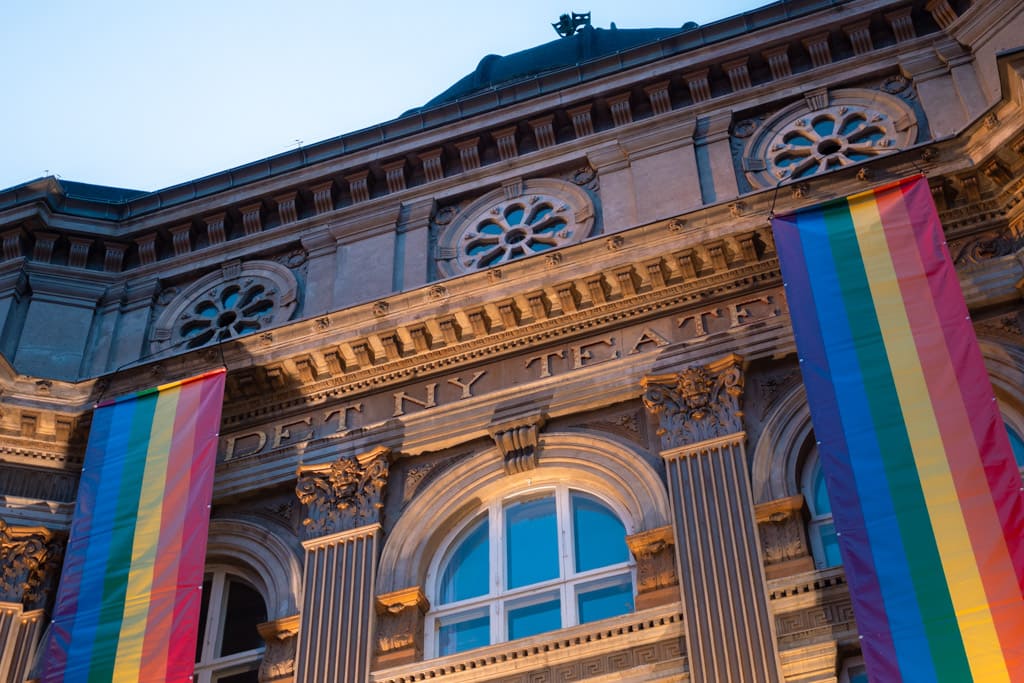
[740, 88, 917, 188]
[150, 259, 298, 353]
[0, 520, 64, 609]
[952, 228, 1024, 265]
[642, 354, 744, 449]
[257, 614, 300, 682]
[626, 526, 678, 609]
[489, 414, 546, 474]
[435, 178, 595, 276]
[295, 446, 391, 538]
[755, 495, 814, 579]
[375, 587, 430, 667]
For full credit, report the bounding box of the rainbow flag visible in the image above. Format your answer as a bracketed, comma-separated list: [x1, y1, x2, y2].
[41, 369, 226, 683]
[771, 176, 1024, 681]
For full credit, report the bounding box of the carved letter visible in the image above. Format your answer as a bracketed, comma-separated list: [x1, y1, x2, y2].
[323, 403, 363, 435]
[447, 371, 486, 399]
[273, 417, 314, 449]
[223, 431, 268, 461]
[393, 383, 438, 417]
[677, 308, 722, 337]
[628, 327, 670, 355]
[571, 336, 618, 369]
[525, 350, 565, 378]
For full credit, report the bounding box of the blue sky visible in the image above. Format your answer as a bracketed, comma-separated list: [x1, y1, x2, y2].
[1, 1, 768, 192]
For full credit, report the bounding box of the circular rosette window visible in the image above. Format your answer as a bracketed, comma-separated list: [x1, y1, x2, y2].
[150, 260, 298, 353]
[436, 178, 595, 277]
[180, 281, 275, 348]
[741, 88, 918, 188]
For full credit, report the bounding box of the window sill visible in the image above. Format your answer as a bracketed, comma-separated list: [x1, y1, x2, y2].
[371, 602, 685, 683]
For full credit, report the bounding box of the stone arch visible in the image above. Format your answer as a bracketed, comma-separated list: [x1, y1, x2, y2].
[205, 517, 303, 619]
[751, 337, 1024, 505]
[377, 430, 670, 595]
[751, 382, 813, 505]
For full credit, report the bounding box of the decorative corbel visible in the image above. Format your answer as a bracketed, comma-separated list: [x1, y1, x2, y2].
[625, 526, 679, 610]
[375, 587, 431, 667]
[257, 614, 300, 682]
[488, 414, 547, 474]
[753, 495, 815, 579]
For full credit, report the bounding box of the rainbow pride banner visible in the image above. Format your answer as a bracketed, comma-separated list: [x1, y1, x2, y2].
[771, 175, 1024, 681]
[41, 369, 226, 683]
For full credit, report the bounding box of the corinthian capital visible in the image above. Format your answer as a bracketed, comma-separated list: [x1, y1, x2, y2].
[0, 519, 65, 609]
[295, 446, 392, 539]
[641, 354, 744, 449]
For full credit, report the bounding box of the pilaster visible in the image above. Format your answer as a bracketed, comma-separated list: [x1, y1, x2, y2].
[642, 355, 782, 683]
[294, 446, 392, 683]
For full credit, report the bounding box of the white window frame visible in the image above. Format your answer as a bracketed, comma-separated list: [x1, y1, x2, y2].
[424, 484, 634, 657]
[801, 450, 841, 570]
[193, 568, 266, 683]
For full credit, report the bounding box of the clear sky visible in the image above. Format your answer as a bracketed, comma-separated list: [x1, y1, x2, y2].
[1, 1, 769, 193]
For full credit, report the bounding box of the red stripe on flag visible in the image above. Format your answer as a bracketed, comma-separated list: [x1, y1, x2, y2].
[166, 371, 224, 681]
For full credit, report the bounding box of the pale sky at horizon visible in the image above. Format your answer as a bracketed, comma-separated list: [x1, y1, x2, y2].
[1, 1, 769, 193]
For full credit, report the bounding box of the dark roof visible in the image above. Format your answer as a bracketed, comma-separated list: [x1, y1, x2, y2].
[417, 24, 692, 110]
[56, 179, 148, 203]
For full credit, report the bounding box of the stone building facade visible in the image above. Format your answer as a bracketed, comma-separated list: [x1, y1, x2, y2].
[2, 1, 1024, 681]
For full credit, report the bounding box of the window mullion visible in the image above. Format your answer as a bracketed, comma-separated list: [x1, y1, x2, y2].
[491, 499, 503, 645]
[204, 570, 227, 663]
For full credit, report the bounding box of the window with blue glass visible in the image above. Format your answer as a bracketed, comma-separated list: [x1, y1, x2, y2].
[802, 450, 842, 570]
[427, 487, 634, 657]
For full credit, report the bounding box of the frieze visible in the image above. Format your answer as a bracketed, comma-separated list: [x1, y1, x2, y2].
[642, 354, 745, 450]
[295, 446, 391, 538]
[221, 292, 782, 462]
[218, 246, 781, 419]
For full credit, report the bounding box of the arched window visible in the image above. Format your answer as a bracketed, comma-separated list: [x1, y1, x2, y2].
[194, 569, 268, 683]
[801, 449, 842, 570]
[425, 485, 634, 657]
[801, 419, 1024, 572]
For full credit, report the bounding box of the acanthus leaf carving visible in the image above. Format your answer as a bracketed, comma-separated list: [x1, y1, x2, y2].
[642, 354, 744, 449]
[0, 519, 65, 609]
[295, 446, 391, 538]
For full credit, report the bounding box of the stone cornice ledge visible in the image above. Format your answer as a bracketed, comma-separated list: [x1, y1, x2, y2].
[370, 603, 685, 683]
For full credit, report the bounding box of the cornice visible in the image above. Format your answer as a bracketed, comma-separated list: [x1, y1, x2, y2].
[0, 1, 964, 279]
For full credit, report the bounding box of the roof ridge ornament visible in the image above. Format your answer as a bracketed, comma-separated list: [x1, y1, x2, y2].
[552, 11, 591, 38]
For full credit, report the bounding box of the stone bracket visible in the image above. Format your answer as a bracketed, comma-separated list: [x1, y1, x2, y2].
[488, 413, 547, 474]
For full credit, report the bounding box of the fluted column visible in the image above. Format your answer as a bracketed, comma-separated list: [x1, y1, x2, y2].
[294, 446, 391, 683]
[643, 355, 782, 683]
[0, 521, 63, 683]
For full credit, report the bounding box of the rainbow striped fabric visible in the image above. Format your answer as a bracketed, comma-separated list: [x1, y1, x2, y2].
[41, 369, 226, 683]
[772, 175, 1024, 681]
